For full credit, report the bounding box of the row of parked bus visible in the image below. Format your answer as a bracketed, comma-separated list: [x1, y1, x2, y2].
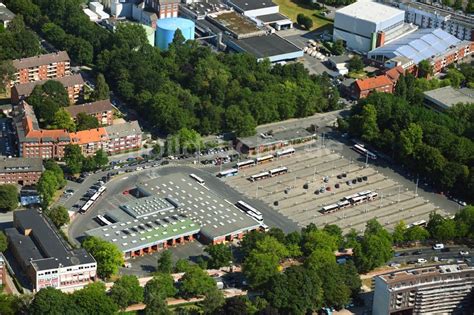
[217, 148, 295, 177]
[319, 190, 378, 214]
[249, 167, 288, 182]
[80, 186, 106, 213]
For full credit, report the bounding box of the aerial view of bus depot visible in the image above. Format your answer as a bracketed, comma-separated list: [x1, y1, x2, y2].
[0, 0, 473, 313]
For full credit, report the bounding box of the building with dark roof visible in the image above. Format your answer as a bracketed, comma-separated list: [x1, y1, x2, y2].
[65, 99, 114, 126]
[11, 51, 70, 86]
[0, 157, 43, 185]
[226, 0, 278, 17]
[226, 33, 303, 62]
[5, 209, 96, 292]
[11, 74, 85, 104]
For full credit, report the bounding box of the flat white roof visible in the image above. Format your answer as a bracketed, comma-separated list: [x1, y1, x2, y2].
[336, 1, 404, 23]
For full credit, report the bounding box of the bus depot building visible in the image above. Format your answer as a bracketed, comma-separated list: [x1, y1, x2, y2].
[86, 173, 261, 259]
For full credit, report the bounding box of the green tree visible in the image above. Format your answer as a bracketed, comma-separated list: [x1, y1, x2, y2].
[404, 225, 430, 242]
[0, 231, 8, 252]
[418, 60, 433, 78]
[348, 55, 364, 72]
[0, 291, 19, 315]
[50, 109, 75, 131]
[355, 219, 393, 273]
[37, 171, 59, 208]
[446, 68, 465, 88]
[243, 236, 289, 288]
[264, 266, 323, 314]
[45, 205, 70, 227]
[43, 160, 66, 188]
[144, 273, 177, 304]
[144, 296, 171, 315]
[0, 61, 15, 93]
[217, 296, 249, 315]
[395, 75, 407, 99]
[201, 287, 225, 314]
[28, 80, 70, 125]
[360, 104, 380, 143]
[205, 243, 232, 269]
[157, 250, 173, 274]
[64, 144, 84, 174]
[28, 287, 72, 315]
[71, 282, 118, 315]
[82, 236, 124, 279]
[392, 221, 407, 245]
[76, 112, 99, 130]
[454, 206, 474, 239]
[296, 14, 313, 30]
[302, 229, 338, 256]
[109, 275, 144, 309]
[93, 149, 108, 168]
[175, 258, 191, 273]
[399, 123, 423, 157]
[332, 39, 345, 55]
[91, 73, 110, 101]
[341, 261, 362, 298]
[0, 184, 18, 211]
[179, 265, 216, 298]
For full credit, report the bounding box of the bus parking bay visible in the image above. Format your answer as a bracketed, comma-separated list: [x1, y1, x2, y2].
[221, 148, 448, 232]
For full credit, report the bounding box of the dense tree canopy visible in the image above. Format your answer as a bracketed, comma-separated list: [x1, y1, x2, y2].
[45, 205, 69, 227]
[109, 275, 144, 309]
[346, 91, 474, 202]
[82, 236, 124, 279]
[0, 184, 18, 211]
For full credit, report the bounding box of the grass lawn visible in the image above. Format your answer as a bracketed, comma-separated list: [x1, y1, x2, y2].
[273, 0, 333, 30]
[348, 71, 368, 79]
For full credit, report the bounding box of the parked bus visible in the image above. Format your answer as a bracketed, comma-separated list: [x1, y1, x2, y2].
[269, 167, 288, 177]
[236, 201, 263, 221]
[189, 173, 205, 184]
[337, 200, 350, 209]
[80, 200, 94, 213]
[256, 154, 274, 164]
[236, 160, 256, 169]
[352, 144, 377, 160]
[275, 147, 295, 158]
[319, 204, 339, 214]
[96, 215, 113, 226]
[90, 192, 101, 202]
[407, 220, 427, 229]
[250, 172, 270, 182]
[217, 168, 238, 177]
[97, 186, 106, 194]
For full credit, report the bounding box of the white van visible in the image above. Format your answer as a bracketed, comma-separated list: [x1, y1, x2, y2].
[433, 243, 444, 250]
[417, 258, 427, 264]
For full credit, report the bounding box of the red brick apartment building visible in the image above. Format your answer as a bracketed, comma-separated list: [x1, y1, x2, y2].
[432, 41, 474, 74]
[11, 74, 85, 104]
[145, 0, 179, 18]
[0, 157, 43, 185]
[65, 99, 114, 126]
[14, 101, 142, 159]
[11, 51, 70, 86]
[353, 75, 395, 99]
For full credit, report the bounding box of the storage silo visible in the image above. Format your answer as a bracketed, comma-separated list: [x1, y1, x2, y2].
[155, 18, 195, 51]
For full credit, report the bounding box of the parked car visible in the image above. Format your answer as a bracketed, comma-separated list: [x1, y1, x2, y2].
[417, 258, 427, 264]
[459, 250, 470, 256]
[433, 243, 444, 250]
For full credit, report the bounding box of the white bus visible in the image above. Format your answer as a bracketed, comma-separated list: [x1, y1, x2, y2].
[337, 200, 350, 209]
[189, 173, 205, 184]
[269, 166, 288, 177]
[353, 144, 377, 160]
[407, 220, 427, 229]
[236, 201, 263, 221]
[236, 160, 256, 169]
[256, 154, 274, 164]
[250, 172, 270, 182]
[357, 190, 372, 196]
[275, 147, 295, 158]
[96, 215, 113, 226]
[319, 204, 339, 214]
[80, 200, 94, 213]
[90, 192, 101, 202]
[217, 168, 238, 177]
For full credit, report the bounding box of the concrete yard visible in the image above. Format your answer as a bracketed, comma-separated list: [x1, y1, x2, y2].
[220, 147, 448, 232]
